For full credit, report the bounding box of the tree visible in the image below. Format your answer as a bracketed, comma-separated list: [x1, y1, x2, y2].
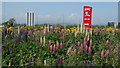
[107, 22, 115, 28]
[107, 22, 111, 27]
[2, 18, 16, 27]
[118, 22, 120, 29]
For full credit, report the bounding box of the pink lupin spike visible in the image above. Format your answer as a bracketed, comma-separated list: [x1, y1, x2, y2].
[90, 39, 92, 47]
[50, 45, 53, 52]
[60, 42, 63, 48]
[78, 41, 81, 50]
[56, 41, 59, 49]
[48, 40, 51, 48]
[106, 40, 109, 45]
[101, 49, 105, 60]
[84, 45, 88, 52]
[84, 36, 87, 42]
[53, 44, 56, 52]
[88, 46, 91, 55]
[74, 49, 77, 55]
[105, 49, 110, 56]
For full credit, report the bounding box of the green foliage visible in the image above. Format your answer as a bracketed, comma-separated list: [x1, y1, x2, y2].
[2, 25, 120, 67]
[2, 18, 16, 27]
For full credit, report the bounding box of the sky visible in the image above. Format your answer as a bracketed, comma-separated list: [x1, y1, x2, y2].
[1, 2, 118, 25]
[118, 1, 120, 22]
[2, 0, 120, 2]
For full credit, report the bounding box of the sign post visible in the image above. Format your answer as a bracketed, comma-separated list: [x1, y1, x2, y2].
[83, 6, 92, 28]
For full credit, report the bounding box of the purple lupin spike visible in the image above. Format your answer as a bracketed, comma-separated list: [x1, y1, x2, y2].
[89, 61, 93, 68]
[56, 58, 59, 67]
[59, 57, 63, 65]
[84, 61, 87, 68]
[9, 46, 13, 56]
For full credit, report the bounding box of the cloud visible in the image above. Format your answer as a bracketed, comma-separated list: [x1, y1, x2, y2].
[39, 14, 53, 19]
[68, 13, 78, 18]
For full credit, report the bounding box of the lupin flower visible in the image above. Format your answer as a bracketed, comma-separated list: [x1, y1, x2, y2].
[50, 45, 53, 52]
[80, 24, 83, 33]
[84, 41, 87, 48]
[105, 49, 110, 56]
[88, 46, 91, 55]
[56, 41, 59, 49]
[9, 47, 13, 56]
[90, 40, 92, 47]
[100, 27, 102, 31]
[8, 61, 12, 66]
[61, 29, 64, 33]
[53, 44, 56, 52]
[66, 46, 72, 55]
[75, 31, 77, 38]
[84, 36, 87, 42]
[48, 40, 52, 49]
[78, 41, 81, 50]
[101, 49, 105, 60]
[59, 57, 63, 65]
[43, 26, 47, 34]
[84, 61, 87, 67]
[55, 28, 58, 33]
[77, 24, 80, 31]
[13, 37, 20, 44]
[28, 31, 31, 36]
[44, 60, 47, 65]
[61, 29, 65, 39]
[17, 26, 20, 34]
[43, 36, 46, 45]
[74, 49, 77, 55]
[60, 25, 62, 31]
[18, 29, 23, 37]
[84, 36, 87, 46]
[60, 42, 63, 48]
[89, 61, 93, 68]
[106, 40, 109, 45]
[25, 29, 28, 35]
[50, 26, 54, 32]
[40, 36, 42, 44]
[85, 45, 88, 51]
[29, 56, 32, 64]
[56, 58, 59, 66]
[87, 28, 90, 32]
[0, 45, 2, 52]
[47, 24, 50, 32]
[87, 34, 89, 41]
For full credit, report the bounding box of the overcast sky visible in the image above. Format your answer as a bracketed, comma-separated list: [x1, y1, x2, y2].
[1, 2, 118, 25]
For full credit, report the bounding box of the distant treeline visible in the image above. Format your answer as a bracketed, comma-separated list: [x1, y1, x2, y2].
[1, 18, 120, 29]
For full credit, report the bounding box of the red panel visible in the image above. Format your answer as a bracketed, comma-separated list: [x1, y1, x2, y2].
[83, 6, 92, 28]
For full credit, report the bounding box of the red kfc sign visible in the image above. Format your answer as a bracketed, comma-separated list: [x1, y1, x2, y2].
[83, 6, 92, 28]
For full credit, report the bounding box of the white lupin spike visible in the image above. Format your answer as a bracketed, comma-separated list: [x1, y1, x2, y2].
[80, 24, 83, 33]
[87, 33, 89, 41]
[40, 36, 42, 44]
[114, 23, 116, 29]
[44, 60, 46, 65]
[47, 24, 49, 32]
[43, 36, 45, 45]
[66, 46, 72, 55]
[83, 25, 85, 33]
[18, 26, 20, 34]
[75, 31, 78, 38]
[90, 29, 92, 36]
[75, 31, 77, 38]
